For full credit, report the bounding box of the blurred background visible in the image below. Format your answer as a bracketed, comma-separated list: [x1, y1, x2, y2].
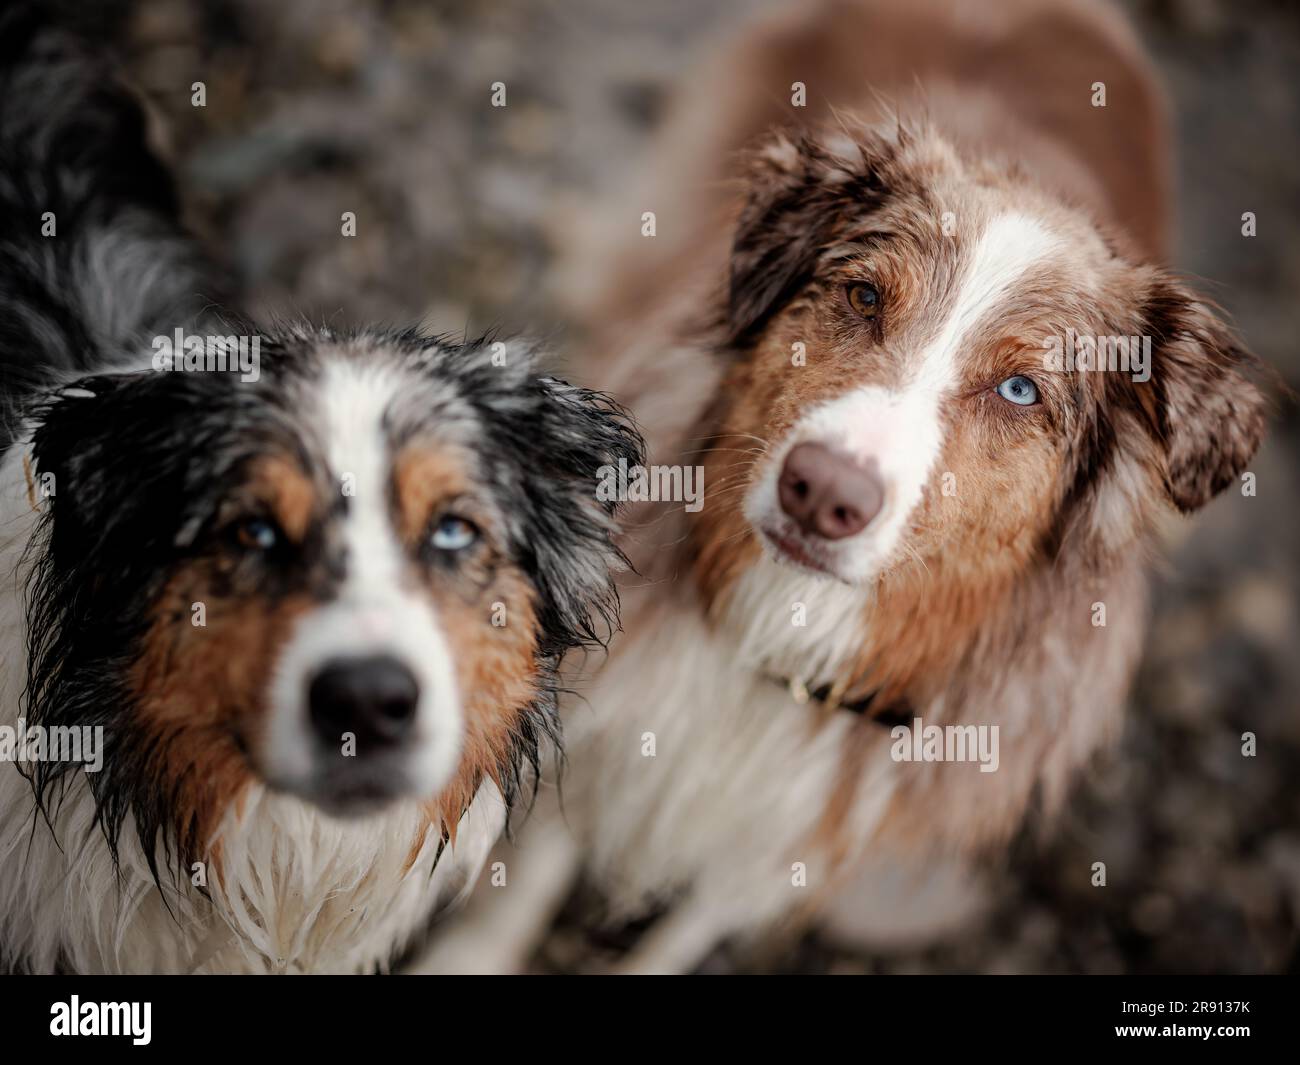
[89, 0, 1299, 972]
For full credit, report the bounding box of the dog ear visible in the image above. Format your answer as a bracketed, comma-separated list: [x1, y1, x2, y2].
[1135, 274, 1269, 513]
[22, 370, 234, 833]
[28, 370, 239, 548]
[533, 376, 646, 492]
[494, 376, 645, 656]
[30, 373, 184, 556]
[728, 130, 891, 345]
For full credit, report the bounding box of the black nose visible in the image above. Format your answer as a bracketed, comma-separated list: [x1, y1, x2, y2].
[308, 655, 419, 750]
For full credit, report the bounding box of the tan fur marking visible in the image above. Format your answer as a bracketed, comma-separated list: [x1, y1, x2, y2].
[392, 444, 473, 545]
[420, 565, 542, 846]
[247, 455, 317, 543]
[129, 571, 315, 865]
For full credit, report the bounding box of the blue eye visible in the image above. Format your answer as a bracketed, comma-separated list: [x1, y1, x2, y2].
[235, 517, 279, 552]
[431, 515, 479, 552]
[995, 375, 1039, 406]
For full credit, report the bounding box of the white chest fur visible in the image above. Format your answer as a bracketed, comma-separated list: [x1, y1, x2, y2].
[564, 567, 899, 926]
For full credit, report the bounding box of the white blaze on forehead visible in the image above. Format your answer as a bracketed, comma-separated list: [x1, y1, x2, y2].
[911, 211, 1061, 391]
[316, 357, 406, 604]
[751, 213, 1060, 584]
[261, 356, 463, 800]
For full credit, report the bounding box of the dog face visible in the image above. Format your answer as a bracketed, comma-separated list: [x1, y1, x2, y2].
[23, 328, 641, 868]
[698, 123, 1267, 590]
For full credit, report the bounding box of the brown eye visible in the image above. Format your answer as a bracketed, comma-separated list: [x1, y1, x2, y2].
[846, 283, 880, 319]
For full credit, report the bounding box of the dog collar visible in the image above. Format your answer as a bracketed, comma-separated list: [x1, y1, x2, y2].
[775, 675, 909, 726]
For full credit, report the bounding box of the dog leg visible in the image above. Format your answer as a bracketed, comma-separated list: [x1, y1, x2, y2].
[610, 891, 735, 975]
[407, 803, 581, 974]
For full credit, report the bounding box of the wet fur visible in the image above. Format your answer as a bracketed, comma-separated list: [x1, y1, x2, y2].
[0, 3, 642, 973]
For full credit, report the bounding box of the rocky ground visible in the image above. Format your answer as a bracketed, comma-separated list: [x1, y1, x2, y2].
[103, 0, 1300, 973]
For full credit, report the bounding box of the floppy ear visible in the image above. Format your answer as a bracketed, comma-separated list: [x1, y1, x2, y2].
[22, 371, 225, 832]
[30, 374, 185, 561]
[498, 376, 645, 655]
[28, 371, 238, 557]
[727, 130, 891, 345]
[1138, 274, 1269, 512]
[532, 376, 646, 498]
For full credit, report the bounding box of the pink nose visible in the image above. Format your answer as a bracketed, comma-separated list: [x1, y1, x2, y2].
[778, 443, 883, 540]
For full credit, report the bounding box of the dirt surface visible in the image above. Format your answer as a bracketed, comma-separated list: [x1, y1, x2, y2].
[104, 0, 1300, 973]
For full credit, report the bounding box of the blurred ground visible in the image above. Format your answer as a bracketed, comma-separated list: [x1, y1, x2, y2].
[104, 0, 1300, 972]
